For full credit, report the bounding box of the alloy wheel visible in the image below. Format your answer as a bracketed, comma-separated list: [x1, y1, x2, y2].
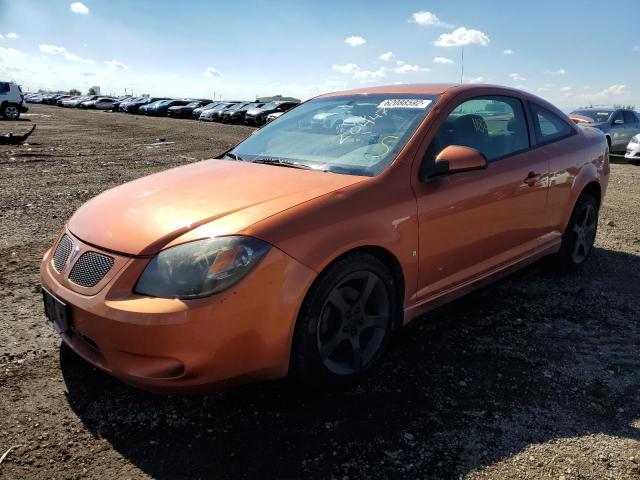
[571, 203, 597, 263]
[5, 105, 19, 119]
[316, 270, 390, 376]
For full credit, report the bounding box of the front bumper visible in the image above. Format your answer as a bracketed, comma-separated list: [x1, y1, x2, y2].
[40, 229, 316, 394]
[624, 145, 640, 160]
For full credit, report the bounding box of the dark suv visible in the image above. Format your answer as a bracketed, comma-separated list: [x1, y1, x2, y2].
[244, 101, 299, 126]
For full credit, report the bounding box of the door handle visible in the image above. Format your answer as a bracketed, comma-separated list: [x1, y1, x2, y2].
[523, 171, 542, 186]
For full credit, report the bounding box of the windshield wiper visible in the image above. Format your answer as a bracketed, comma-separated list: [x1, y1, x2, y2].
[224, 152, 243, 161]
[251, 157, 316, 170]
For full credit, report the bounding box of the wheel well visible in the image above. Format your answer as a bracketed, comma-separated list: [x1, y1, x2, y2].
[581, 181, 602, 206]
[327, 246, 406, 328]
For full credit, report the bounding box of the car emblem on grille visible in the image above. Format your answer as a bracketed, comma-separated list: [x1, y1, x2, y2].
[68, 244, 81, 266]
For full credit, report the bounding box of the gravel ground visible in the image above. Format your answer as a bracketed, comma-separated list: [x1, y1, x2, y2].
[1, 105, 639, 480]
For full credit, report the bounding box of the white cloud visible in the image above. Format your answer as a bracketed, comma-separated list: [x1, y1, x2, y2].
[594, 84, 626, 97]
[332, 63, 360, 75]
[409, 11, 451, 27]
[544, 69, 568, 75]
[70, 2, 89, 14]
[39, 44, 93, 63]
[204, 67, 221, 77]
[434, 27, 490, 47]
[378, 51, 394, 62]
[509, 73, 526, 82]
[633, 45, 640, 53]
[464, 76, 484, 84]
[105, 60, 128, 71]
[0, 46, 28, 64]
[344, 36, 366, 47]
[5, 33, 19, 39]
[433, 56, 454, 65]
[540, 84, 629, 106]
[0, 35, 3, 40]
[502, 49, 514, 55]
[332, 63, 385, 80]
[394, 63, 430, 74]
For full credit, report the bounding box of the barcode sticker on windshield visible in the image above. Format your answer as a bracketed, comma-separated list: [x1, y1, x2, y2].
[378, 99, 432, 109]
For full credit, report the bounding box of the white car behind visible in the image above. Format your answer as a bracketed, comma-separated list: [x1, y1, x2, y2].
[625, 134, 640, 163]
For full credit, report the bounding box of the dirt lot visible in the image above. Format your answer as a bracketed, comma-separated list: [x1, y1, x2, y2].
[1, 105, 639, 480]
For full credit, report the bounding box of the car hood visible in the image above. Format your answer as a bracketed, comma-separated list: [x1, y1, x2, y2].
[68, 159, 367, 256]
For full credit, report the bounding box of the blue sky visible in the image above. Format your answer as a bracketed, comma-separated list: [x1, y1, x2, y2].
[0, 0, 638, 108]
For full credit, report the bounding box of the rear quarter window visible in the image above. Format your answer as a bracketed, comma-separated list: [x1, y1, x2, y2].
[530, 103, 574, 144]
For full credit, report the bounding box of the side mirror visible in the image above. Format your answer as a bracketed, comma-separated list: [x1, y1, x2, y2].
[613, 119, 624, 125]
[424, 145, 487, 181]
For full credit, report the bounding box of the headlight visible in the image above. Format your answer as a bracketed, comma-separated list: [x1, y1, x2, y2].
[631, 137, 639, 144]
[134, 236, 271, 299]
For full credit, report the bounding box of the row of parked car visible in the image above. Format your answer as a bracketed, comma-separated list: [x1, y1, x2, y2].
[24, 93, 300, 126]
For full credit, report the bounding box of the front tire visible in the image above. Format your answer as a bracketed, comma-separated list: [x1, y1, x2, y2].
[291, 253, 397, 388]
[557, 193, 599, 270]
[2, 103, 21, 120]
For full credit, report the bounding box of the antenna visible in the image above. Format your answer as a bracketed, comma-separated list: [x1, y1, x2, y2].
[460, 47, 465, 84]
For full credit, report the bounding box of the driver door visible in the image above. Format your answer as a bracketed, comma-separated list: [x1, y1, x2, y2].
[413, 95, 550, 301]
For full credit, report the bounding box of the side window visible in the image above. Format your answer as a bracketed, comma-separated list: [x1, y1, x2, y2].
[612, 111, 624, 124]
[425, 96, 529, 164]
[530, 104, 574, 144]
[623, 111, 638, 124]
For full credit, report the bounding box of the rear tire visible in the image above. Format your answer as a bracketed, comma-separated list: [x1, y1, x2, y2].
[291, 253, 397, 388]
[2, 103, 20, 120]
[557, 193, 599, 271]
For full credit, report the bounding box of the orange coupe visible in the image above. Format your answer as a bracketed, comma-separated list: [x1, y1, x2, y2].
[41, 84, 609, 393]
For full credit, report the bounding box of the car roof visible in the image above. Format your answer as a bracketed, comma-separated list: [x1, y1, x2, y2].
[316, 83, 547, 99]
[573, 107, 616, 111]
[318, 83, 457, 98]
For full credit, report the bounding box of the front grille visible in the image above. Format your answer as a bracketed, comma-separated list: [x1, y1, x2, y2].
[53, 235, 73, 272]
[68, 251, 114, 287]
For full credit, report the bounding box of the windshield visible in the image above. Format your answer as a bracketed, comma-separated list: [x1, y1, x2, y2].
[232, 94, 437, 176]
[257, 102, 278, 110]
[228, 102, 249, 111]
[571, 110, 614, 123]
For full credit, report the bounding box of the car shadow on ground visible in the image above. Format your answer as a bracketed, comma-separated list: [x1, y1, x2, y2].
[61, 247, 640, 479]
[0, 117, 32, 122]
